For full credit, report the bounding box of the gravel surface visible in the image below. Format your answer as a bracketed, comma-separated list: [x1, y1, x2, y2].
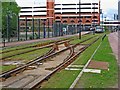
[2, 45, 70, 88]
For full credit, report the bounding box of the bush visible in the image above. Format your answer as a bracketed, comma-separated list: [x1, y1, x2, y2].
[29, 36, 33, 40]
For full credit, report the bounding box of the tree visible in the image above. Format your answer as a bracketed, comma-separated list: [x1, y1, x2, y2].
[1, 1, 20, 38]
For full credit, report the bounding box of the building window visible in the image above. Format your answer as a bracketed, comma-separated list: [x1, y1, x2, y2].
[56, 16, 60, 19]
[92, 20, 98, 22]
[21, 23, 25, 26]
[71, 20, 75, 23]
[93, 16, 97, 18]
[63, 20, 67, 23]
[78, 20, 82, 23]
[85, 16, 91, 18]
[86, 20, 90, 23]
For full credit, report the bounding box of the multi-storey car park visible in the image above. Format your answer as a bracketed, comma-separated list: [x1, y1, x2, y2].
[19, 0, 100, 31]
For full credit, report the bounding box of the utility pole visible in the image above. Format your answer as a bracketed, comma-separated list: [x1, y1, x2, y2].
[102, 12, 104, 31]
[17, 15, 20, 41]
[93, 3, 95, 35]
[79, 0, 81, 39]
[7, 14, 10, 42]
[38, 19, 40, 39]
[32, 16, 34, 39]
[25, 16, 27, 40]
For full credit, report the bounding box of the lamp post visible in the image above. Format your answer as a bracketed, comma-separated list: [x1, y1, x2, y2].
[38, 19, 40, 39]
[3, 32, 6, 47]
[93, 3, 96, 35]
[17, 15, 20, 41]
[43, 19, 46, 38]
[32, 16, 34, 39]
[25, 16, 27, 40]
[7, 13, 10, 42]
[79, 0, 81, 39]
[102, 12, 104, 31]
[104, 16, 106, 31]
[48, 18, 50, 38]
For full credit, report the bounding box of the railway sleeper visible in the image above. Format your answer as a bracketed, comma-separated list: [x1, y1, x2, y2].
[64, 41, 70, 47]
[10, 69, 25, 77]
[31, 37, 100, 89]
[26, 66, 38, 70]
[0, 77, 6, 82]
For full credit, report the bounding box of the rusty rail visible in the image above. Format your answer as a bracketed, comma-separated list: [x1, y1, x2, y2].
[30, 36, 101, 89]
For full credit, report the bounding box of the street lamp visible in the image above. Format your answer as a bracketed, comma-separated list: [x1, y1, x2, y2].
[48, 18, 50, 38]
[102, 12, 104, 31]
[17, 15, 20, 41]
[25, 16, 27, 40]
[43, 19, 46, 38]
[93, 3, 96, 35]
[32, 16, 34, 39]
[38, 19, 40, 39]
[6, 12, 10, 42]
[79, 0, 81, 39]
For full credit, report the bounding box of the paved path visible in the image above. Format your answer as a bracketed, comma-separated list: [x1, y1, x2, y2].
[108, 31, 120, 65]
[0, 32, 89, 48]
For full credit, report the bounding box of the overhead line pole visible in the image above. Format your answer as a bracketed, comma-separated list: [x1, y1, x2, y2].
[79, 0, 81, 39]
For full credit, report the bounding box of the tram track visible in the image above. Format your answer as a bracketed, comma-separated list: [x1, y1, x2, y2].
[30, 36, 101, 89]
[1, 33, 94, 61]
[1, 38, 72, 54]
[1, 35, 102, 89]
[1, 31, 91, 55]
[0, 39, 72, 60]
[1, 35, 98, 79]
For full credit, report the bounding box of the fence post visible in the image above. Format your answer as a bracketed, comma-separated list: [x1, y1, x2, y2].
[48, 19, 50, 38]
[38, 19, 40, 39]
[32, 17, 34, 39]
[17, 15, 20, 41]
[7, 14, 10, 42]
[43, 19, 46, 38]
[25, 16, 27, 40]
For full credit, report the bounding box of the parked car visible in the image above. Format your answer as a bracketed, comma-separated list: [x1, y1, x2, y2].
[95, 26, 104, 33]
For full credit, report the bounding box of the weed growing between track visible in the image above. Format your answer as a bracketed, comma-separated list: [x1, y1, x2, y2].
[1, 48, 51, 73]
[1, 35, 77, 53]
[40, 34, 102, 88]
[0, 65, 16, 73]
[70, 33, 97, 45]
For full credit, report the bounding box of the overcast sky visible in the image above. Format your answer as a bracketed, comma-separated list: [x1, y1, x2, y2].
[15, 0, 118, 20]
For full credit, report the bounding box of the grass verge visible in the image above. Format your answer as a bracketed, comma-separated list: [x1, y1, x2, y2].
[75, 36, 118, 88]
[41, 70, 80, 89]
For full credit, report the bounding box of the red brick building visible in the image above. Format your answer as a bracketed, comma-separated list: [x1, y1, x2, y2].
[19, 0, 100, 30]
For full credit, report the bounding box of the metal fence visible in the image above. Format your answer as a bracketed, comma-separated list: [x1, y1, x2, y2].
[2, 16, 82, 43]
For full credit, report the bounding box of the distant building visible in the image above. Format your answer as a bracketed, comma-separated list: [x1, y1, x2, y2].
[19, 0, 100, 31]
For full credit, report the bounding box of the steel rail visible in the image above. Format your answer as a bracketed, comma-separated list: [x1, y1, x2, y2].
[0, 35, 96, 79]
[30, 36, 101, 89]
